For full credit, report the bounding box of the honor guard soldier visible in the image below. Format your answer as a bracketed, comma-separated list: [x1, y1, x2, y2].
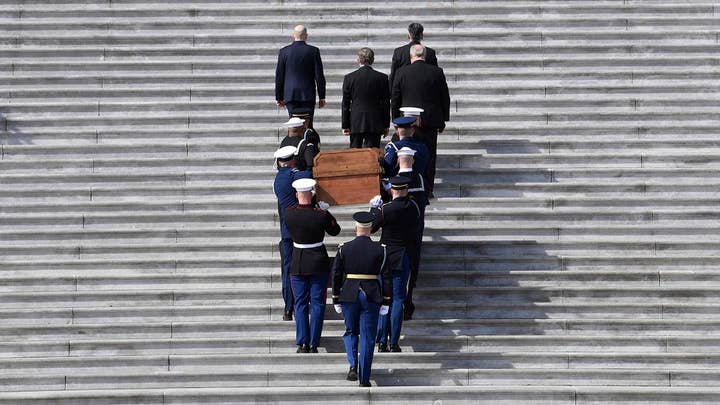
[291, 106, 322, 142]
[285, 178, 341, 353]
[396, 147, 429, 320]
[280, 116, 320, 174]
[273, 146, 312, 321]
[370, 176, 421, 352]
[383, 116, 429, 179]
[331, 211, 392, 387]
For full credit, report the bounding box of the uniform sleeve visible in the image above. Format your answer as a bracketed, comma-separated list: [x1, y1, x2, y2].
[341, 75, 352, 129]
[370, 207, 384, 234]
[293, 169, 312, 182]
[379, 245, 392, 305]
[324, 211, 341, 236]
[331, 245, 345, 304]
[275, 50, 286, 102]
[383, 144, 398, 176]
[315, 48, 326, 100]
[304, 143, 319, 170]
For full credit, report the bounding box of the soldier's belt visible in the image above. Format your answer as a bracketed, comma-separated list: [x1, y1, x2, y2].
[346, 274, 379, 280]
[293, 242, 324, 249]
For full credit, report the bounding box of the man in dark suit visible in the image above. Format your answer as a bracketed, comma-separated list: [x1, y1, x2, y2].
[389, 22, 438, 89]
[275, 25, 326, 128]
[341, 47, 390, 149]
[391, 44, 450, 196]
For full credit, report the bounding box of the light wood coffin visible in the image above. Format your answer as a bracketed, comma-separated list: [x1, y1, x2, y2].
[313, 148, 382, 206]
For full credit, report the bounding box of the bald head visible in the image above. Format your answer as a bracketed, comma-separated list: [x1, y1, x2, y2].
[293, 25, 308, 41]
[410, 44, 426, 62]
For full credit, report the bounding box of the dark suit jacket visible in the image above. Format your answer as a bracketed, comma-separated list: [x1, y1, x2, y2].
[341, 65, 390, 134]
[389, 41, 438, 88]
[391, 60, 450, 129]
[275, 41, 326, 103]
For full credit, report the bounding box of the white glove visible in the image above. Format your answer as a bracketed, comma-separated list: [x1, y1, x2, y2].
[317, 201, 330, 211]
[379, 305, 389, 316]
[334, 304, 343, 314]
[369, 195, 383, 209]
[382, 181, 392, 191]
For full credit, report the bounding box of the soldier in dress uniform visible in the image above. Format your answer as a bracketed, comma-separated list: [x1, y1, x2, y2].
[388, 106, 423, 143]
[291, 106, 322, 142]
[395, 147, 429, 321]
[331, 211, 392, 387]
[273, 145, 312, 321]
[285, 178, 341, 353]
[280, 116, 320, 174]
[369, 176, 421, 352]
[383, 116, 429, 179]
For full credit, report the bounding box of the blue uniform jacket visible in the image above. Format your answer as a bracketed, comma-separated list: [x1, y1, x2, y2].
[383, 137, 429, 177]
[275, 41, 326, 103]
[273, 167, 312, 239]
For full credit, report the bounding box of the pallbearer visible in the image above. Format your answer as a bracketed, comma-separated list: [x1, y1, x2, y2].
[285, 178, 341, 353]
[331, 211, 391, 387]
[383, 115, 429, 178]
[273, 145, 312, 321]
[280, 116, 320, 174]
[370, 176, 421, 352]
[395, 147, 429, 321]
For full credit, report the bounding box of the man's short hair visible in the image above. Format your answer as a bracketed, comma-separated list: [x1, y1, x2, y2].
[410, 44, 426, 59]
[357, 47, 374, 65]
[408, 23, 424, 42]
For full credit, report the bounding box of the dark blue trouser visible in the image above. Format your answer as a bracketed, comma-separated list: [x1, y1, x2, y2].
[285, 100, 315, 128]
[342, 289, 380, 384]
[376, 252, 411, 346]
[279, 238, 294, 314]
[291, 273, 328, 347]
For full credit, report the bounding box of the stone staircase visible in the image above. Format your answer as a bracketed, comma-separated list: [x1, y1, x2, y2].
[1, 1, 720, 403]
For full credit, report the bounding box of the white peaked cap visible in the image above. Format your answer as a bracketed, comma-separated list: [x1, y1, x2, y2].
[397, 147, 416, 156]
[273, 145, 297, 159]
[400, 106, 424, 117]
[292, 178, 317, 192]
[284, 117, 305, 128]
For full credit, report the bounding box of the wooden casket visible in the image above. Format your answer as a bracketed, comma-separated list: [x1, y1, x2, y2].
[313, 148, 382, 206]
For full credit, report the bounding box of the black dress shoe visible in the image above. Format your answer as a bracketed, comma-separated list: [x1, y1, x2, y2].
[377, 343, 389, 352]
[346, 367, 358, 381]
[296, 344, 309, 353]
[359, 381, 372, 387]
[389, 344, 402, 352]
[282, 311, 293, 321]
[309, 346, 318, 353]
